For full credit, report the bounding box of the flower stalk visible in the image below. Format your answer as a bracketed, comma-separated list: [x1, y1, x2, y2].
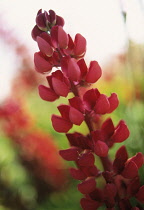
[31, 9, 144, 209]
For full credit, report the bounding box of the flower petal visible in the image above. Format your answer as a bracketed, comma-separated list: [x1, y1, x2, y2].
[78, 151, 95, 166]
[127, 177, 140, 196]
[37, 36, 53, 56]
[34, 52, 52, 73]
[107, 93, 119, 113]
[83, 88, 100, 111]
[121, 161, 138, 179]
[69, 168, 86, 180]
[94, 94, 110, 114]
[56, 15, 65, 27]
[52, 77, 70, 97]
[51, 115, 72, 133]
[101, 118, 115, 140]
[31, 25, 42, 41]
[36, 12, 47, 30]
[115, 145, 128, 161]
[69, 96, 84, 113]
[58, 26, 68, 49]
[68, 58, 81, 81]
[49, 9, 56, 25]
[136, 185, 144, 204]
[113, 145, 128, 174]
[59, 147, 79, 161]
[128, 152, 144, 169]
[69, 106, 84, 125]
[38, 85, 59, 101]
[77, 59, 88, 78]
[58, 104, 70, 120]
[94, 140, 109, 157]
[78, 177, 96, 194]
[112, 121, 130, 143]
[51, 25, 58, 48]
[80, 198, 100, 210]
[73, 33, 86, 56]
[86, 61, 102, 83]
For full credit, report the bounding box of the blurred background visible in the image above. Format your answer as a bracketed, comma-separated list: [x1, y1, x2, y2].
[0, 0, 144, 209]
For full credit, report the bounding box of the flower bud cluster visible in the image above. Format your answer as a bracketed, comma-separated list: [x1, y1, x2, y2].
[32, 9, 144, 209]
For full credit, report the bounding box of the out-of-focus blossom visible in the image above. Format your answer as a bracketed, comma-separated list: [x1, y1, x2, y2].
[0, 98, 67, 190]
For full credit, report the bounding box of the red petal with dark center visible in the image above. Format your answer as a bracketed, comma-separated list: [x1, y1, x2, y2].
[69, 106, 84, 125]
[38, 85, 59, 101]
[52, 77, 70, 97]
[51, 115, 72, 133]
[86, 61, 102, 83]
[58, 26, 68, 49]
[112, 121, 130, 143]
[94, 94, 110, 114]
[94, 140, 109, 157]
[107, 93, 119, 113]
[34, 52, 52, 73]
[69, 168, 86, 180]
[59, 147, 79, 161]
[77, 177, 96, 194]
[73, 33, 86, 56]
[121, 160, 138, 179]
[67, 58, 81, 81]
[37, 36, 53, 56]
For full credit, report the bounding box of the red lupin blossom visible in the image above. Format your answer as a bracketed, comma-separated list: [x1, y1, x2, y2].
[32, 9, 144, 209]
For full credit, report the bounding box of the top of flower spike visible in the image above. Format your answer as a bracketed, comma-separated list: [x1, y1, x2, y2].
[32, 9, 65, 41]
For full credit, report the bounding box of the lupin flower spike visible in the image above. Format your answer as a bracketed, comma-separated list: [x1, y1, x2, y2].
[32, 9, 144, 209]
